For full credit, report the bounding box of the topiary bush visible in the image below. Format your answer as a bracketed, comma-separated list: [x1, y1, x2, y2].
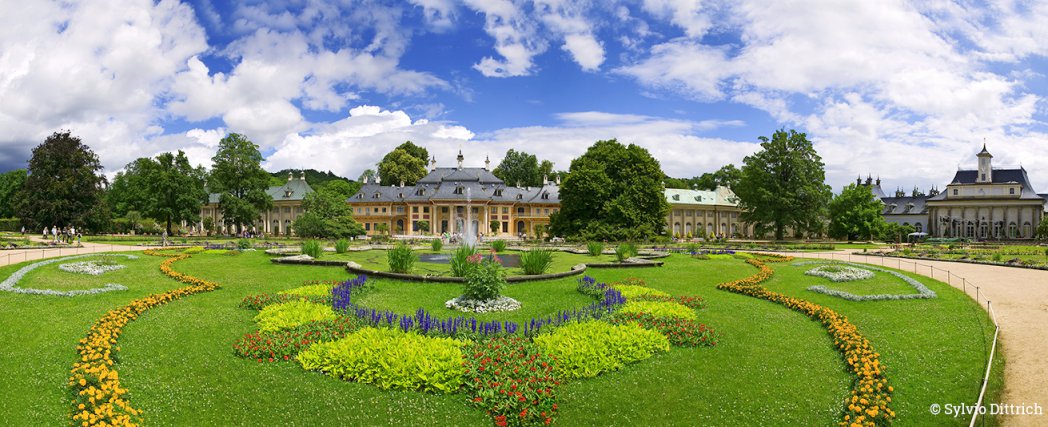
[334, 238, 349, 254]
[586, 241, 604, 256]
[301, 240, 322, 258]
[489, 239, 507, 252]
[519, 247, 554, 275]
[297, 327, 467, 393]
[387, 242, 416, 273]
[255, 299, 337, 333]
[534, 321, 669, 379]
[619, 301, 697, 320]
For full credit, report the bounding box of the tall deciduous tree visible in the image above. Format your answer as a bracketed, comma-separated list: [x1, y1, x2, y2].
[106, 158, 153, 217]
[493, 149, 542, 187]
[209, 133, 272, 232]
[293, 184, 364, 238]
[828, 184, 886, 240]
[694, 164, 742, 190]
[734, 129, 832, 240]
[145, 151, 208, 234]
[0, 169, 27, 218]
[551, 139, 669, 240]
[378, 141, 429, 186]
[17, 131, 108, 230]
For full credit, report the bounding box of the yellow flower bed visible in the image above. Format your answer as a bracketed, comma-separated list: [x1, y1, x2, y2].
[717, 254, 895, 427]
[67, 249, 221, 427]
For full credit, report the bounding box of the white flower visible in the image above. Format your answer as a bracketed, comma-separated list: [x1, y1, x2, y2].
[58, 261, 126, 276]
[793, 261, 937, 301]
[804, 265, 874, 282]
[445, 296, 522, 313]
[1, 254, 138, 297]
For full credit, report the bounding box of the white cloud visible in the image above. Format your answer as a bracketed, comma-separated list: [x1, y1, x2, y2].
[562, 33, 605, 71]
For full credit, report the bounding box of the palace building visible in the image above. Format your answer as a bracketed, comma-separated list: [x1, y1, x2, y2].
[347, 152, 560, 238]
[199, 171, 314, 235]
[865, 144, 1046, 239]
[664, 187, 751, 238]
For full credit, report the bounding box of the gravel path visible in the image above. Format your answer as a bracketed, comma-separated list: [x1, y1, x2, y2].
[0, 241, 164, 267]
[795, 250, 1047, 426]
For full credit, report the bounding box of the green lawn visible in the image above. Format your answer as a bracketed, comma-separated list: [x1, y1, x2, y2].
[321, 249, 619, 276]
[0, 250, 1000, 425]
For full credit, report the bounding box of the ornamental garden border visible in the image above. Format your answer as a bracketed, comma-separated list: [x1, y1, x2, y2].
[0, 254, 139, 297]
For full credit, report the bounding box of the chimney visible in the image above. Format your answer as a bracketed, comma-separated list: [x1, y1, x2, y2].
[555, 174, 561, 185]
[430, 155, 436, 171]
[287, 171, 293, 182]
[485, 155, 490, 171]
[376, 175, 381, 185]
[457, 150, 464, 170]
[299, 171, 306, 181]
[543, 174, 548, 185]
[399, 180, 405, 188]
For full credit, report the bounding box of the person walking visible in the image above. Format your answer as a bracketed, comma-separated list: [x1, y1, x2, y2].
[43, 227, 47, 240]
[51, 225, 57, 243]
[20, 226, 25, 235]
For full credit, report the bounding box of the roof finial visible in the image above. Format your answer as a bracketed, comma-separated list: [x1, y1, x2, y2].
[485, 154, 490, 171]
[457, 150, 464, 170]
[430, 155, 436, 171]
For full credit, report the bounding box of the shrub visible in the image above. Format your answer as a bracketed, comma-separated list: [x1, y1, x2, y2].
[613, 285, 670, 300]
[431, 238, 443, 252]
[387, 242, 416, 273]
[610, 313, 718, 347]
[279, 283, 335, 296]
[992, 252, 1003, 263]
[534, 321, 669, 380]
[519, 247, 554, 275]
[237, 238, 252, 249]
[614, 243, 637, 262]
[334, 238, 349, 254]
[255, 300, 337, 333]
[449, 245, 479, 277]
[297, 327, 467, 393]
[586, 241, 604, 256]
[685, 243, 699, 254]
[489, 239, 507, 252]
[619, 301, 697, 320]
[301, 240, 322, 258]
[463, 338, 558, 426]
[463, 253, 506, 301]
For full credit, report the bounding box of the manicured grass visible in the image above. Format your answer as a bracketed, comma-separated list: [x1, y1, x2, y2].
[0, 250, 1000, 425]
[796, 263, 922, 296]
[323, 249, 618, 276]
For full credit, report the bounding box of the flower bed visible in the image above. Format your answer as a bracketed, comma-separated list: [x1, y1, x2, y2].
[717, 255, 895, 426]
[609, 312, 718, 347]
[67, 249, 220, 427]
[463, 338, 558, 427]
[794, 261, 937, 301]
[233, 317, 363, 363]
[255, 299, 338, 333]
[618, 300, 697, 320]
[533, 321, 669, 380]
[1, 254, 138, 297]
[58, 261, 127, 276]
[804, 264, 874, 282]
[446, 295, 522, 313]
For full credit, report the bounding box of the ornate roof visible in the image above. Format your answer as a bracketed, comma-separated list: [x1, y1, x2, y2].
[664, 187, 739, 206]
[928, 168, 1043, 201]
[207, 176, 313, 204]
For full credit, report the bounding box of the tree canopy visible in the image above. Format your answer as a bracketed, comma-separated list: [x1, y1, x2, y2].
[378, 141, 429, 186]
[494, 149, 542, 187]
[0, 169, 27, 218]
[17, 131, 109, 230]
[293, 183, 364, 238]
[209, 133, 273, 231]
[828, 183, 886, 240]
[734, 129, 832, 240]
[145, 151, 208, 234]
[550, 139, 668, 240]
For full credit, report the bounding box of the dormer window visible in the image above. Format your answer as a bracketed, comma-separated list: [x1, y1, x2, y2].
[494, 189, 503, 197]
[454, 186, 464, 195]
[398, 193, 404, 198]
[356, 193, 364, 199]
[416, 188, 425, 196]
[1009, 188, 1015, 195]
[284, 189, 293, 198]
[694, 196, 702, 202]
[372, 192, 381, 199]
[516, 194, 523, 200]
[672, 194, 680, 201]
[542, 192, 550, 200]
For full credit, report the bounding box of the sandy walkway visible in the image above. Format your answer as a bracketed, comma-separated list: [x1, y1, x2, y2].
[794, 250, 1047, 426]
[0, 241, 164, 267]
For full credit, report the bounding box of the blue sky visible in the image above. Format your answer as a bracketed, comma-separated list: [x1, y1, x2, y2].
[2, 0, 1048, 193]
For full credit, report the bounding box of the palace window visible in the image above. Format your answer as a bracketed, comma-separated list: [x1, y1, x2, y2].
[454, 186, 464, 195]
[381, 207, 387, 213]
[412, 206, 419, 213]
[416, 188, 425, 196]
[372, 192, 381, 199]
[490, 207, 497, 213]
[516, 194, 523, 200]
[441, 207, 448, 213]
[502, 207, 508, 214]
[953, 189, 958, 195]
[672, 194, 680, 201]
[685, 210, 693, 217]
[424, 207, 430, 213]
[1009, 188, 1015, 195]
[542, 192, 550, 200]
[494, 189, 503, 197]
[517, 207, 525, 214]
[396, 206, 403, 213]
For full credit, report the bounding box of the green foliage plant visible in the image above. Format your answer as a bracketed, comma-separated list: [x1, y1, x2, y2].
[829, 183, 887, 240]
[519, 247, 554, 275]
[586, 241, 604, 256]
[387, 242, 417, 274]
[620, 301, 698, 320]
[279, 284, 336, 296]
[237, 238, 252, 249]
[489, 239, 507, 252]
[255, 300, 337, 333]
[449, 245, 478, 277]
[533, 321, 669, 379]
[430, 238, 443, 252]
[297, 327, 466, 393]
[463, 253, 506, 300]
[613, 285, 670, 300]
[335, 238, 350, 254]
[301, 240, 322, 258]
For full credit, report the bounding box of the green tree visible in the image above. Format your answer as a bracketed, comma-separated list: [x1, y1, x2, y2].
[539, 160, 554, 181]
[1035, 220, 1048, 241]
[106, 158, 153, 217]
[494, 149, 542, 187]
[293, 183, 365, 238]
[358, 169, 376, 182]
[209, 133, 273, 233]
[142, 151, 208, 235]
[694, 164, 742, 190]
[550, 139, 669, 240]
[415, 220, 430, 233]
[879, 222, 915, 243]
[378, 141, 429, 186]
[0, 169, 27, 218]
[828, 184, 886, 240]
[490, 220, 500, 234]
[17, 131, 108, 230]
[734, 129, 832, 240]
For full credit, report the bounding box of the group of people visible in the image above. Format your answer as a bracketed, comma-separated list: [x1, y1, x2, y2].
[41, 225, 81, 245]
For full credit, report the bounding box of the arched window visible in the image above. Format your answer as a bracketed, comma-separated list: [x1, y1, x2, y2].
[1008, 222, 1018, 239]
[1023, 222, 1032, 238]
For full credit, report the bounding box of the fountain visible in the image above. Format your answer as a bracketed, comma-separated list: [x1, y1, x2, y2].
[463, 187, 477, 247]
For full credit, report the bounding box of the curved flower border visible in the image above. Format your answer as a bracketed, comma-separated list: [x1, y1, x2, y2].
[804, 265, 874, 282]
[59, 261, 128, 276]
[67, 250, 220, 426]
[1, 254, 138, 297]
[793, 261, 937, 301]
[719, 255, 895, 426]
